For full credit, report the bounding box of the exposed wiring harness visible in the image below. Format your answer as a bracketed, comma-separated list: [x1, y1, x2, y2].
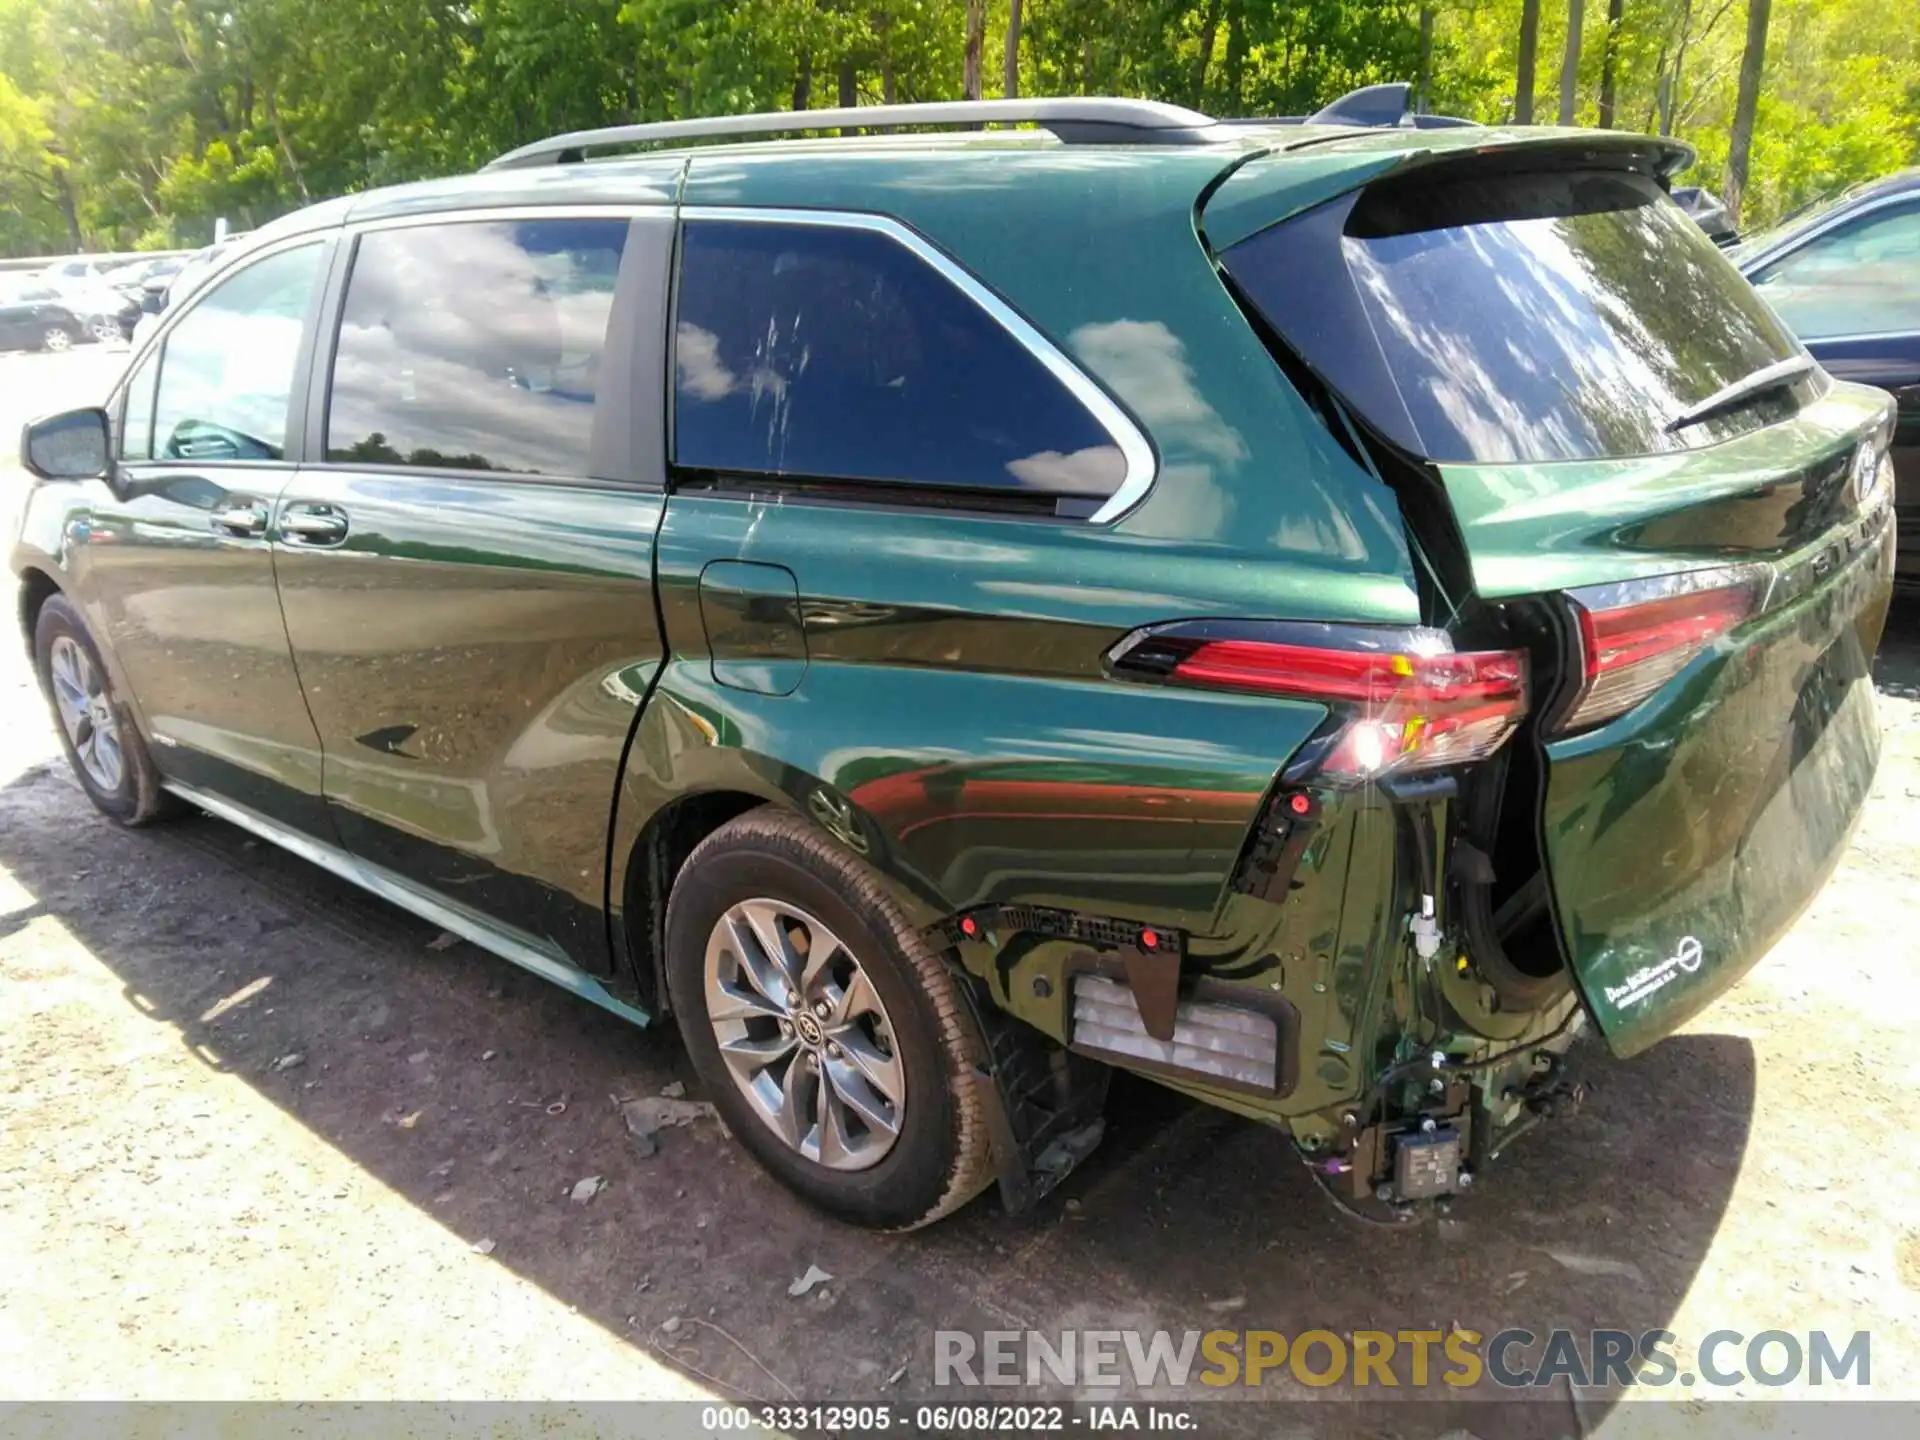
[1302, 1003, 1584, 1228]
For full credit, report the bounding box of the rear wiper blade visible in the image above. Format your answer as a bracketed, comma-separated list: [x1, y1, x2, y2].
[1666, 354, 1817, 433]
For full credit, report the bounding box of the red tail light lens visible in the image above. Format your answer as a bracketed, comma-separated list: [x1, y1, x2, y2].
[1561, 567, 1769, 732]
[1108, 624, 1528, 782]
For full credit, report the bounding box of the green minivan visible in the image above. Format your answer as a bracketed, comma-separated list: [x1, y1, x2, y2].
[11, 91, 1896, 1230]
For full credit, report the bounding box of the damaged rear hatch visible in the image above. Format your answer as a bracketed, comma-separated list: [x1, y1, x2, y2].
[1210, 131, 1898, 1057]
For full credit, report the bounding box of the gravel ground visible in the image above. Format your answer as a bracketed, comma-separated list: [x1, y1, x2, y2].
[2, 346, 1918, 1428]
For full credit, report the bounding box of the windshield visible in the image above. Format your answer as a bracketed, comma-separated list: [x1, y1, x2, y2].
[1226, 168, 1805, 464]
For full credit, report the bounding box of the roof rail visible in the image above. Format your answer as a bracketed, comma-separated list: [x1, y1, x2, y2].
[484, 98, 1226, 170]
[1216, 81, 1480, 131]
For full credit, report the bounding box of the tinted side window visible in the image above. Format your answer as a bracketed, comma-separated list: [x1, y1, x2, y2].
[326, 218, 630, 476]
[121, 350, 158, 461]
[1754, 203, 1920, 340]
[152, 243, 323, 462]
[673, 219, 1125, 502]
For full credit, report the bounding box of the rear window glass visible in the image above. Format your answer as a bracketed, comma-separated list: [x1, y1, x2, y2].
[1226, 169, 1804, 464]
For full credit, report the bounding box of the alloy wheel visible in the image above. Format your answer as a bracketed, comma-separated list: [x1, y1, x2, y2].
[703, 898, 906, 1171]
[48, 635, 125, 793]
[42, 326, 73, 352]
[86, 316, 120, 343]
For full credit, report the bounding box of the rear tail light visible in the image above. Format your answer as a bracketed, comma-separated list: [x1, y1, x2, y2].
[1106, 622, 1528, 783]
[1559, 566, 1769, 732]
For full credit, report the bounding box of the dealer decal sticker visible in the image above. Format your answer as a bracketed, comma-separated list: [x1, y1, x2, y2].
[1605, 936, 1705, 1010]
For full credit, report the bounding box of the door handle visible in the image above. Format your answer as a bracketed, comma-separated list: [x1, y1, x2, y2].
[278, 502, 349, 546]
[210, 502, 269, 537]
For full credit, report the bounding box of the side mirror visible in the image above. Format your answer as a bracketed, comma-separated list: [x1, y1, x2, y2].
[21, 408, 112, 481]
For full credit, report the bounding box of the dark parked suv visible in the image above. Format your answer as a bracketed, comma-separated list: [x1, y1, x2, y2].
[12, 94, 1896, 1230]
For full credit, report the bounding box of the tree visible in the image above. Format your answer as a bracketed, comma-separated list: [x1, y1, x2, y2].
[1416, 5, 1435, 113]
[1515, 0, 1541, 122]
[1725, 0, 1770, 223]
[1597, 0, 1623, 127]
[1004, 0, 1023, 98]
[1558, 0, 1584, 123]
[962, 0, 985, 100]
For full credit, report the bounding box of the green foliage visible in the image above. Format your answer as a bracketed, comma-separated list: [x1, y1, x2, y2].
[0, 0, 1913, 256]
[1441, 0, 1919, 224]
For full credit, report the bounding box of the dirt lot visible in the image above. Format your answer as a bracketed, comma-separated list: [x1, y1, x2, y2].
[3, 347, 1919, 1427]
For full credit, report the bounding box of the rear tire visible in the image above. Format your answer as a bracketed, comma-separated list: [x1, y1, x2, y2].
[40, 325, 74, 353]
[664, 807, 995, 1230]
[33, 595, 172, 827]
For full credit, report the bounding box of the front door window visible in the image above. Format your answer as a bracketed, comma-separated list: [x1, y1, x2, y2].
[152, 243, 323, 462]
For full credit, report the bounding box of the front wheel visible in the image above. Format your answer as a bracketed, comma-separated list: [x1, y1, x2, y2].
[40, 324, 74, 352]
[85, 315, 120, 344]
[664, 807, 995, 1230]
[34, 595, 172, 826]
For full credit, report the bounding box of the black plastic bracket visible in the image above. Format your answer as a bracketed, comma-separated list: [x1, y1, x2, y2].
[947, 961, 1110, 1215]
[934, 902, 1184, 960]
[1234, 788, 1321, 904]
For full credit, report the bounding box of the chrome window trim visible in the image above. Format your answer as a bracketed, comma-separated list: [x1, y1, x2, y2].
[679, 204, 1158, 524]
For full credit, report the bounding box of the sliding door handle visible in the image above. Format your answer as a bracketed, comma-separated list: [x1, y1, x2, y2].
[278, 502, 349, 546]
[210, 503, 268, 537]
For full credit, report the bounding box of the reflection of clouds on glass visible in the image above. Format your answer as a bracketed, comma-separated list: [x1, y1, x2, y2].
[1005, 445, 1126, 496]
[675, 322, 736, 400]
[1346, 184, 1794, 463]
[673, 315, 806, 468]
[327, 220, 626, 475]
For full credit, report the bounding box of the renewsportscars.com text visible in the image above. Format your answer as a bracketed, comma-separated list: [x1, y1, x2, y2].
[934, 1328, 1871, 1390]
